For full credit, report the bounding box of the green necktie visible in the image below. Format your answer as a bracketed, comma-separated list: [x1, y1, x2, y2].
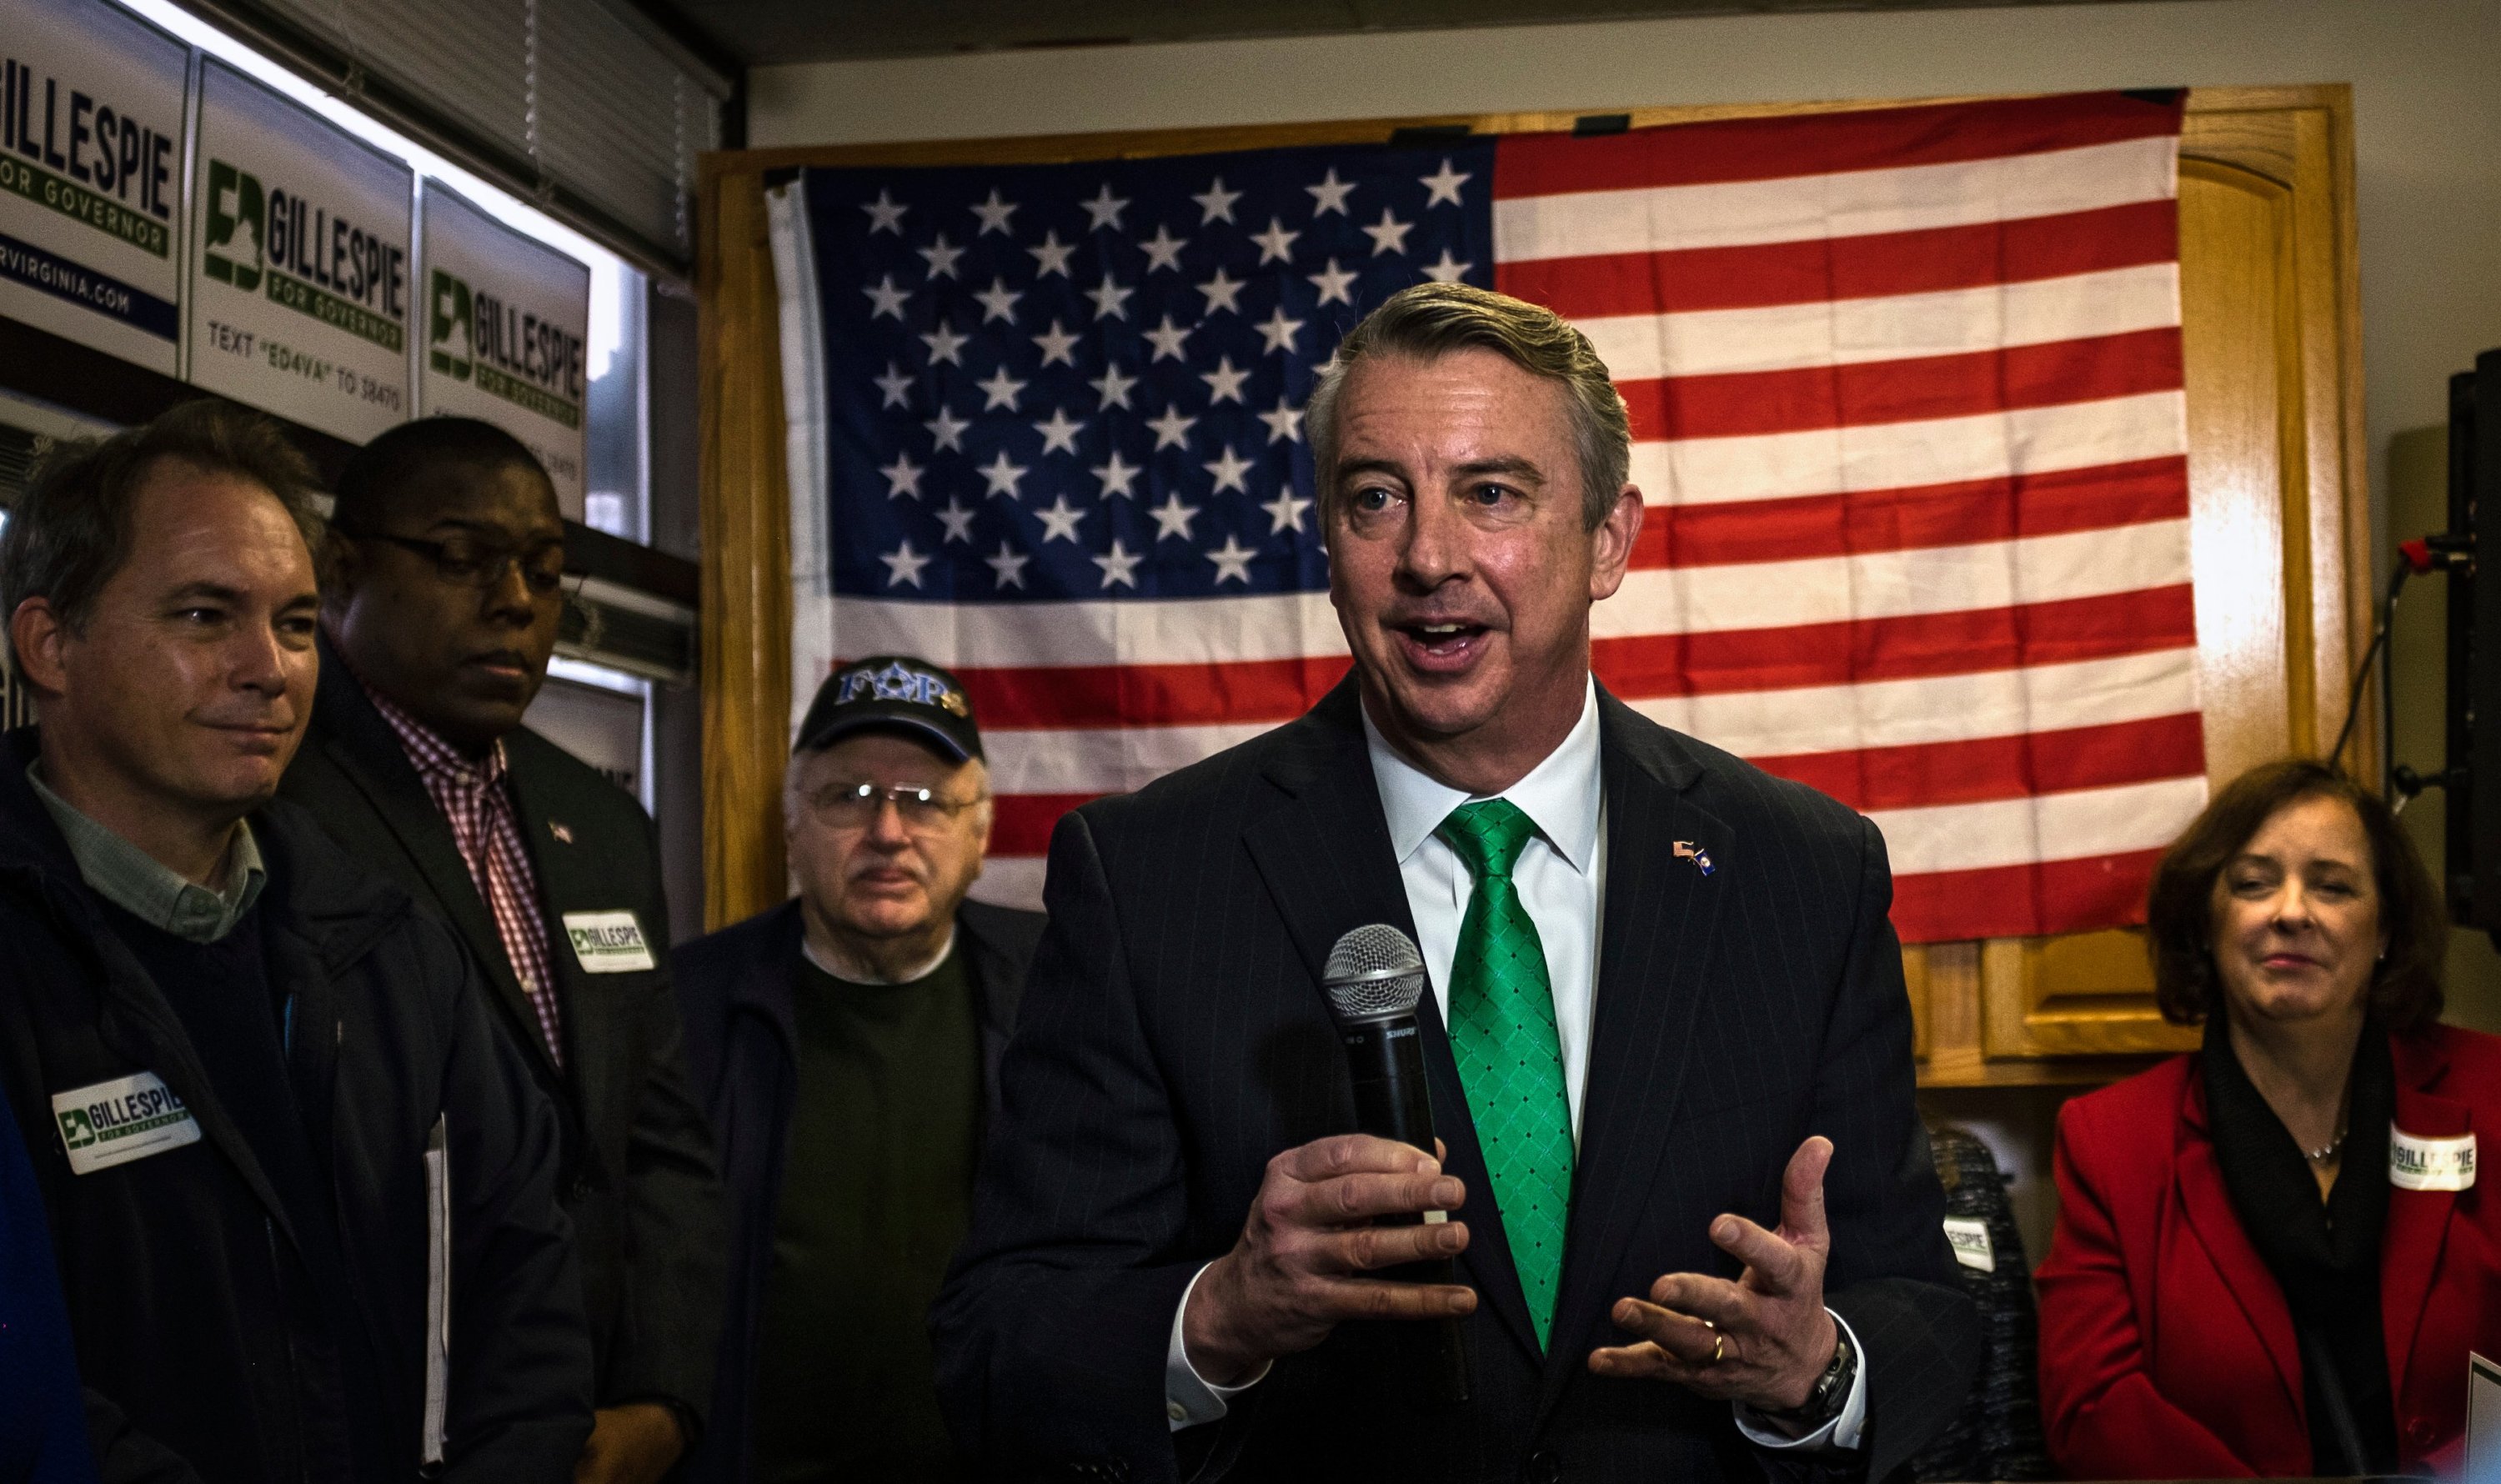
[1437, 798, 1574, 1351]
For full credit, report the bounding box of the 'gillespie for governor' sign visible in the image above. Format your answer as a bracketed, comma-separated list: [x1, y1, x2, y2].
[421, 183, 590, 515]
[0, 0, 189, 374]
[187, 58, 410, 443]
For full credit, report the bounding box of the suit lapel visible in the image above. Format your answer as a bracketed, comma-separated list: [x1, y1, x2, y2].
[2382, 1037, 2468, 1403]
[1536, 699, 1725, 1407]
[2176, 1074, 2305, 1419]
[311, 657, 563, 1085]
[1238, 684, 1542, 1362]
[503, 741, 591, 1075]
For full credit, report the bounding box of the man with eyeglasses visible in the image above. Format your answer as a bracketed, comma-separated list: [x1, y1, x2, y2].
[671, 654, 1043, 1482]
[278, 417, 724, 1484]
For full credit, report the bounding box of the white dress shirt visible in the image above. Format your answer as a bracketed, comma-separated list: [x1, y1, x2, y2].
[1165, 680, 1864, 1452]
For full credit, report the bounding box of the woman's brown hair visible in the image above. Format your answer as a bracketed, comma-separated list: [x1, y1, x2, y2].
[2146, 759, 2448, 1029]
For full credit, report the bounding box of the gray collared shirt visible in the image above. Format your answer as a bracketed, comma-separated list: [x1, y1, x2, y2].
[28, 764, 265, 943]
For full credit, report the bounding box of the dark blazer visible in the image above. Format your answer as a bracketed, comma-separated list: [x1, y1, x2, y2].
[0, 1036, 100, 1484]
[670, 895, 1044, 1484]
[932, 680, 1977, 1483]
[0, 736, 591, 1482]
[2035, 1025, 2501, 1478]
[278, 646, 725, 1425]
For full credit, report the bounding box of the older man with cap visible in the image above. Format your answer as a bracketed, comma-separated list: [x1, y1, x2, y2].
[673, 654, 1045, 1481]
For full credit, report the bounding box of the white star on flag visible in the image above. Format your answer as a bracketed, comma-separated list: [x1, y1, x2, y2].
[920, 321, 969, 364]
[1255, 306, 1304, 355]
[880, 538, 930, 588]
[1092, 539, 1144, 589]
[1150, 493, 1201, 539]
[1092, 449, 1143, 498]
[1080, 183, 1130, 231]
[1142, 314, 1195, 362]
[1306, 168, 1356, 217]
[1033, 407, 1085, 455]
[1192, 176, 1242, 223]
[1031, 319, 1081, 367]
[1140, 225, 1189, 272]
[1419, 249, 1473, 283]
[1035, 495, 1089, 543]
[1306, 258, 1357, 306]
[979, 449, 1030, 497]
[970, 188, 1019, 235]
[935, 497, 978, 544]
[1262, 489, 1315, 533]
[918, 233, 965, 278]
[1146, 405, 1197, 450]
[976, 365, 1028, 410]
[873, 362, 914, 409]
[880, 450, 924, 499]
[1028, 230, 1076, 277]
[1086, 275, 1135, 321]
[861, 188, 908, 233]
[1200, 356, 1250, 405]
[1252, 217, 1301, 265]
[972, 277, 1021, 322]
[1090, 363, 1138, 409]
[1197, 266, 1246, 315]
[984, 540, 1030, 589]
[924, 407, 970, 451]
[1420, 158, 1471, 208]
[1205, 534, 1257, 584]
[863, 274, 910, 320]
[1361, 208, 1414, 257]
[1257, 396, 1305, 444]
[1205, 444, 1255, 494]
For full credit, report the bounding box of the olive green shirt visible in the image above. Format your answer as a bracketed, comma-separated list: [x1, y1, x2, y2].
[27, 763, 264, 944]
[753, 938, 984, 1481]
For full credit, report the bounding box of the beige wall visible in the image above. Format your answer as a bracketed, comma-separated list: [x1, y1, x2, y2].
[751, 0, 2501, 1035]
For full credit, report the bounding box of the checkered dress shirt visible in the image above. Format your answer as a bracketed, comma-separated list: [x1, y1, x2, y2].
[365, 684, 564, 1067]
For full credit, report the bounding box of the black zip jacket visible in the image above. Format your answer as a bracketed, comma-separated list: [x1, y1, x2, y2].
[0, 730, 593, 1483]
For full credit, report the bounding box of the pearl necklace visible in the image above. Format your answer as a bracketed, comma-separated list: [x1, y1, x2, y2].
[2303, 1128, 2348, 1164]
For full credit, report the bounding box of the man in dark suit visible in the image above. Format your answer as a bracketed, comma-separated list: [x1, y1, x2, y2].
[674, 655, 1044, 1481]
[278, 418, 724, 1484]
[933, 283, 1977, 1482]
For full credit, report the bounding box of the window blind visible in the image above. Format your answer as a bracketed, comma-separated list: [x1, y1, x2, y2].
[200, 0, 726, 268]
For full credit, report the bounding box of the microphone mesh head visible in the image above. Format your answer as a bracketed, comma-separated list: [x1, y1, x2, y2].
[1321, 924, 1427, 1022]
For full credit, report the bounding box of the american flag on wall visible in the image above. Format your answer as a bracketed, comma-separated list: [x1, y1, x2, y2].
[766, 89, 2204, 943]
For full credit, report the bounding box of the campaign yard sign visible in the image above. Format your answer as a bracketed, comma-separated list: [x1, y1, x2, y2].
[188, 58, 410, 442]
[419, 183, 590, 515]
[0, 0, 188, 374]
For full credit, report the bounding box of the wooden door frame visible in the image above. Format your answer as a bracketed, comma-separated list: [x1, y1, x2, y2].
[694, 86, 2368, 945]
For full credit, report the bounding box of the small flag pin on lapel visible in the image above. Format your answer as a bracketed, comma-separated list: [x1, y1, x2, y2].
[1673, 840, 1715, 876]
[549, 821, 575, 845]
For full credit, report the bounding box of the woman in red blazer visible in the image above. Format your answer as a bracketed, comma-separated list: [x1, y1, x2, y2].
[2036, 760, 2500, 1478]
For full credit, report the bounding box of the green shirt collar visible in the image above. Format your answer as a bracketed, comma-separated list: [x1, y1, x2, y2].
[27, 764, 266, 943]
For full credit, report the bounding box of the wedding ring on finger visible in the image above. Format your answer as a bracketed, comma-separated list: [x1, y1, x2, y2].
[1711, 1333, 1727, 1365]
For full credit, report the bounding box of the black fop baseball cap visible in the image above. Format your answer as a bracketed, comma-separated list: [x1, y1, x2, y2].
[794, 655, 984, 762]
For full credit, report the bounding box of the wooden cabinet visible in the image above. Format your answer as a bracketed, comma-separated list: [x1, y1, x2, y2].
[1912, 87, 2370, 1087]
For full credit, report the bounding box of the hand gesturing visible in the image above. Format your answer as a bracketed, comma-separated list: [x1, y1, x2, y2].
[1587, 1136, 1839, 1412]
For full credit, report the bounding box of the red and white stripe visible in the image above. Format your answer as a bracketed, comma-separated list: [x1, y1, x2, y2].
[814, 92, 2204, 942]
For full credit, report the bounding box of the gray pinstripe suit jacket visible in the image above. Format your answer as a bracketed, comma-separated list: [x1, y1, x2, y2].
[934, 679, 1977, 1483]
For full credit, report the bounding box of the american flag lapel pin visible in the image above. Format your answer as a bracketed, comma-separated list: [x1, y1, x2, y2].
[549, 821, 575, 845]
[1672, 840, 1715, 877]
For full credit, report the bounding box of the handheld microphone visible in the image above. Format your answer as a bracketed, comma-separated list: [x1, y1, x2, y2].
[1321, 925, 1471, 1406]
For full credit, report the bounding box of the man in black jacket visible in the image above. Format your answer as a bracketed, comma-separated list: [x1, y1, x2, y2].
[932, 284, 1977, 1481]
[277, 418, 722, 1484]
[674, 656, 1043, 1481]
[0, 401, 590, 1482]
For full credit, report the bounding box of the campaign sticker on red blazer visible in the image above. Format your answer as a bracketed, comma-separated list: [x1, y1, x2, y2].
[2389, 1124, 2475, 1191]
